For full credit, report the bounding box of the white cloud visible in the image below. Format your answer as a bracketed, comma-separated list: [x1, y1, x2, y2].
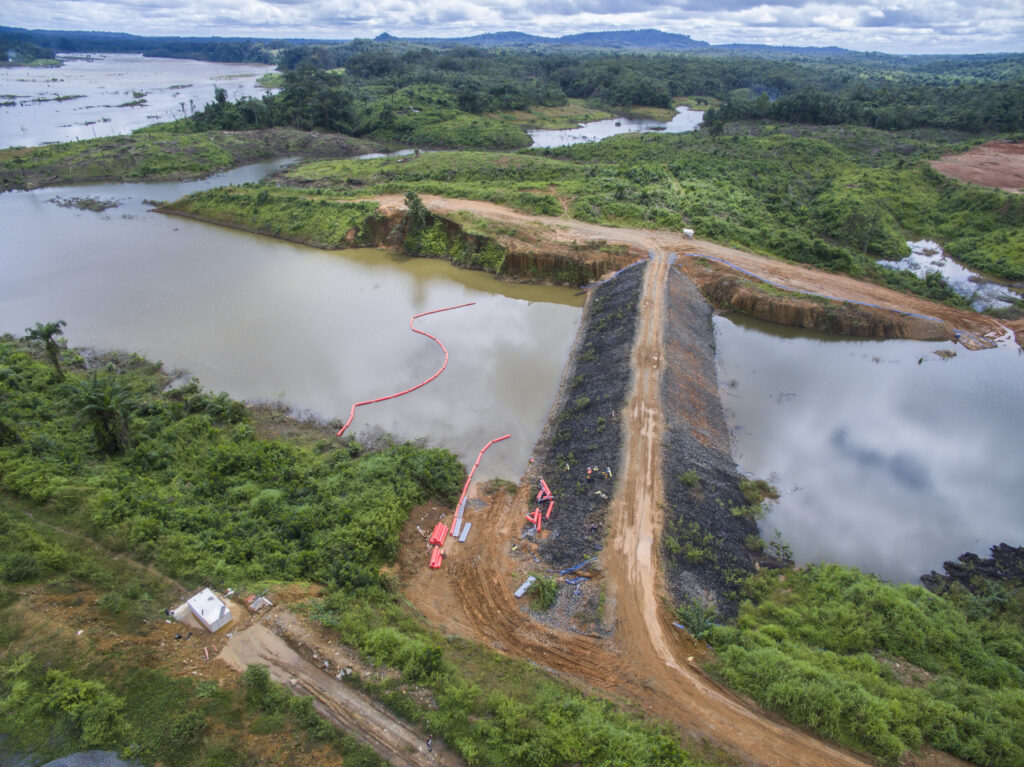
[3, 0, 1023, 53]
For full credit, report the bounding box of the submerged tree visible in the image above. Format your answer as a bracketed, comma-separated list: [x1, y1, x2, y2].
[25, 320, 67, 381]
[74, 372, 134, 454]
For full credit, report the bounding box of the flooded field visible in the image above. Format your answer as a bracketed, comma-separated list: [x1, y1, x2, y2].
[881, 240, 1022, 311]
[0, 53, 274, 148]
[0, 163, 583, 478]
[715, 313, 1024, 582]
[527, 106, 703, 148]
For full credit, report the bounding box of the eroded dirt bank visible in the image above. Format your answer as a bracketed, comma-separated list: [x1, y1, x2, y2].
[398, 195, 1007, 345]
[161, 188, 1009, 346]
[686, 258, 951, 341]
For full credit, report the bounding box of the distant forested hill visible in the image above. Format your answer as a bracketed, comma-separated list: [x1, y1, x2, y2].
[0, 26, 284, 63]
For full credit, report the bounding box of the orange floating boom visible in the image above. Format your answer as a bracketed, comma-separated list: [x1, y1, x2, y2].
[336, 302, 475, 438]
[545, 500, 554, 519]
[451, 434, 511, 536]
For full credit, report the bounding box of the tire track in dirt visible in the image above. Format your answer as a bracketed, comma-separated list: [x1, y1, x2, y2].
[599, 252, 869, 766]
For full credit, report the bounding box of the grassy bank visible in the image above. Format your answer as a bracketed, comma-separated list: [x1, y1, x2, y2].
[707, 563, 1024, 765]
[487, 98, 614, 129]
[162, 187, 384, 249]
[278, 126, 1024, 287]
[0, 128, 379, 191]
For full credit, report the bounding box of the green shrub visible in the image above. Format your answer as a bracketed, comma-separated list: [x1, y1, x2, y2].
[1, 552, 41, 582]
[527, 574, 559, 611]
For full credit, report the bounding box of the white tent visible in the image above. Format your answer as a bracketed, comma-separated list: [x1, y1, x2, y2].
[187, 588, 233, 633]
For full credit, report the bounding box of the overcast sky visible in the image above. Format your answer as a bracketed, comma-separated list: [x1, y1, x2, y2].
[5, 0, 1024, 55]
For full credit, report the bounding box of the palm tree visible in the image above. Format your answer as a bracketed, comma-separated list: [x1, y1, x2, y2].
[75, 372, 133, 454]
[25, 320, 67, 380]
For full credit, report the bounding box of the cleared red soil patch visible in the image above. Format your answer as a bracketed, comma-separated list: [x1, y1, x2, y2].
[930, 141, 1024, 193]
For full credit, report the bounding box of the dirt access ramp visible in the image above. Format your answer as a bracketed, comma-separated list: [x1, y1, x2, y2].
[403, 255, 871, 767]
[220, 615, 463, 767]
[930, 140, 1024, 193]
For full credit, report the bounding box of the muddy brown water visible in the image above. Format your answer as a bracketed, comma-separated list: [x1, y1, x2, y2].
[715, 313, 1024, 583]
[0, 163, 583, 478]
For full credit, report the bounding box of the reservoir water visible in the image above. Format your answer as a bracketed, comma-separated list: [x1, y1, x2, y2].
[0, 53, 275, 148]
[0, 163, 583, 478]
[715, 313, 1024, 583]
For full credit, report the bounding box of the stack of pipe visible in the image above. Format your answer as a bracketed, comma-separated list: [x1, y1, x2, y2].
[429, 521, 448, 569]
[429, 547, 444, 569]
[526, 479, 555, 531]
[429, 522, 449, 546]
[526, 508, 542, 531]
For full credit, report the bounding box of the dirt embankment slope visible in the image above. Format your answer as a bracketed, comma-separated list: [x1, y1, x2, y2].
[930, 140, 1024, 194]
[659, 265, 768, 619]
[376, 194, 1006, 345]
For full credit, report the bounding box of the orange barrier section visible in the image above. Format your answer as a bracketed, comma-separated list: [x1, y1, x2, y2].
[451, 434, 512, 536]
[336, 302, 475, 438]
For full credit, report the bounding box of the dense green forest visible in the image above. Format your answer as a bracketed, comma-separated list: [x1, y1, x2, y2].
[166, 42, 1024, 137]
[0, 36, 57, 65]
[0, 26, 283, 63]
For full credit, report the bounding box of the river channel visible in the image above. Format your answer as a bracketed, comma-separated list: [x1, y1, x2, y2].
[0, 162, 583, 478]
[715, 313, 1024, 583]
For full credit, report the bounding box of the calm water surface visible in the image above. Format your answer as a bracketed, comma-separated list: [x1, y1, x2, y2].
[0, 164, 583, 478]
[0, 53, 275, 148]
[715, 314, 1024, 583]
[528, 106, 703, 148]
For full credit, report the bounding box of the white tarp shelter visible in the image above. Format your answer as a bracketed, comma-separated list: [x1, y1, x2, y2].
[187, 588, 233, 633]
